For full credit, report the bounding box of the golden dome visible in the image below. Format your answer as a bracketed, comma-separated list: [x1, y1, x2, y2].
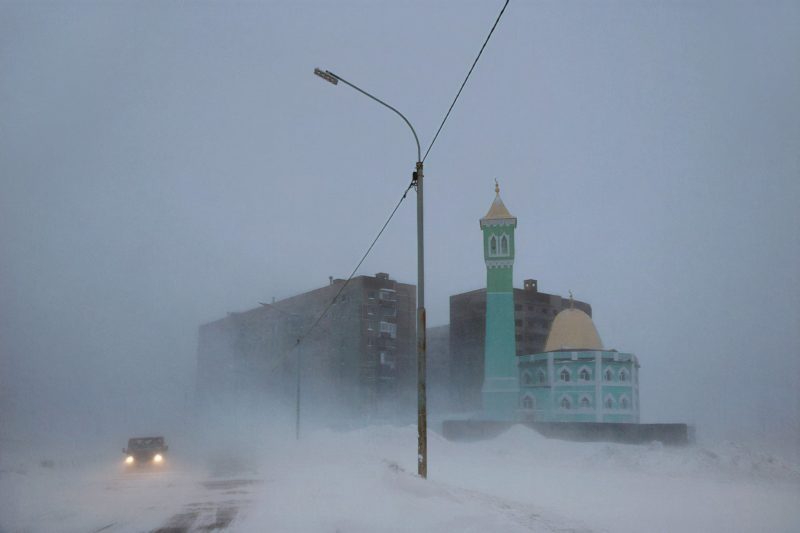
[544, 308, 603, 352]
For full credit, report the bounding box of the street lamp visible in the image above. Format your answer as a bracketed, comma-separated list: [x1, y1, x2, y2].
[314, 67, 428, 479]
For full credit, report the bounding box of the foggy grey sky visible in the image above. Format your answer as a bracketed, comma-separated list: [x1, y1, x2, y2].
[1, 1, 798, 453]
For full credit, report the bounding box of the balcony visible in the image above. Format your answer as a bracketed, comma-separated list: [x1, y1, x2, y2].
[378, 289, 396, 302]
[379, 321, 397, 339]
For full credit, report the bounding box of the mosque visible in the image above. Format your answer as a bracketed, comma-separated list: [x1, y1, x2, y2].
[479, 183, 640, 424]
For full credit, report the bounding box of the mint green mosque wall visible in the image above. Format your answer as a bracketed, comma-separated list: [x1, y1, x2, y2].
[486, 267, 512, 293]
[484, 292, 516, 378]
[482, 272, 520, 420]
[517, 351, 639, 423]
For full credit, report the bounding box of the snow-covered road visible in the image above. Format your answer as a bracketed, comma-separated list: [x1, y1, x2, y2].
[2, 425, 798, 532]
[0, 462, 262, 533]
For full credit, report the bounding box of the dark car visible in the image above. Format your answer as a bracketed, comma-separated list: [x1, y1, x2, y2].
[123, 436, 168, 468]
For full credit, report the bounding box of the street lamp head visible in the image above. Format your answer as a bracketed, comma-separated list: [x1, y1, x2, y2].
[314, 68, 339, 85]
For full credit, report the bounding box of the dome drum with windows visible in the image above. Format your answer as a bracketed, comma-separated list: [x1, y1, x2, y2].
[517, 299, 640, 423]
[517, 350, 639, 423]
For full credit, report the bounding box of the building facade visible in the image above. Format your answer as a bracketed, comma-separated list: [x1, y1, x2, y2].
[196, 273, 416, 417]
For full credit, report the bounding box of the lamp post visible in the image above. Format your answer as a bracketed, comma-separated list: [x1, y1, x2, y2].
[314, 68, 427, 479]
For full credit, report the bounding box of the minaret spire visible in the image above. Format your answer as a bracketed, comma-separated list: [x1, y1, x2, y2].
[481, 179, 516, 224]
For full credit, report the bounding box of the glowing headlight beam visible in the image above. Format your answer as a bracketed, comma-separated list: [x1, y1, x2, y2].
[125, 456, 134, 465]
[153, 454, 163, 463]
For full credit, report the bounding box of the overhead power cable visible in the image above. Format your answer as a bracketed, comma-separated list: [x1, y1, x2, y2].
[267, 181, 414, 372]
[268, 1, 512, 371]
[422, 0, 510, 163]
[296, 181, 414, 346]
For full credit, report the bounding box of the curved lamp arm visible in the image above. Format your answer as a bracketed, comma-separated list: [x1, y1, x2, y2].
[315, 68, 421, 163]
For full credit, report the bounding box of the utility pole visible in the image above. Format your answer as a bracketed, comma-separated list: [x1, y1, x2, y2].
[314, 68, 427, 478]
[295, 339, 301, 440]
[413, 160, 427, 479]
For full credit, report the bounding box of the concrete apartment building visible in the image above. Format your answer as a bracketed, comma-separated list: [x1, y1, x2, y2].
[197, 273, 416, 418]
[449, 279, 591, 410]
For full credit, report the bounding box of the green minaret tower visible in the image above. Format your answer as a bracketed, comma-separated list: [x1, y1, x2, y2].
[480, 181, 519, 420]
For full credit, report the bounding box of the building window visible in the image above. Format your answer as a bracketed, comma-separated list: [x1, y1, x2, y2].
[605, 396, 614, 409]
[580, 396, 591, 408]
[489, 235, 498, 255]
[619, 369, 628, 382]
[620, 396, 629, 409]
[560, 396, 571, 410]
[579, 368, 591, 381]
[515, 319, 522, 327]
[522, 395, 534, 410]
[560, 368, 571, 382]
[379, 321, 397, 338]
[522, 371, 533, 386]
[605, 368, 613, 382]
[500, 234, 509, 255]
[537, 369, 547, 384]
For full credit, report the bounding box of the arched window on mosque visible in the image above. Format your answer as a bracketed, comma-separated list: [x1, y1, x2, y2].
[605, 396, 614, 409]
[621, 397, 629, 409]
[522, 396, 534, 410]
[560, 397, 572, 410]
[580, 396, 591, 409]
[560, 369, 571, 382]
[537, 369, 547, 384]
[500, 234, 509, 255]
[579, 368, 590, 381]
[619, 369, 628, 382]
[605, 368, 614, 382]
[489, 235, 498, 256]
[522, 371, 533, 386]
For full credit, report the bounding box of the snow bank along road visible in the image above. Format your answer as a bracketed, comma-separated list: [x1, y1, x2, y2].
[1, 425, 798, 532]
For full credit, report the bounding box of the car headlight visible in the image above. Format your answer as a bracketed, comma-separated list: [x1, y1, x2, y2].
[153, 454, 163, 463]
[125, 456, 134, 465]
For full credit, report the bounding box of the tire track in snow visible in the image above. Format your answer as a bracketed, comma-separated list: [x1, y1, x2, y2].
[152, 478, 261, 532]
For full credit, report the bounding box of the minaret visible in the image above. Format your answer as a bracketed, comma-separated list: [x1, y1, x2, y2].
[480, 181, 519, 420]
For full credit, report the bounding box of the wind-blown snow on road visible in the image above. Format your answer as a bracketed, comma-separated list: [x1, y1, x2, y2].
[2, 425, 798, 532]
